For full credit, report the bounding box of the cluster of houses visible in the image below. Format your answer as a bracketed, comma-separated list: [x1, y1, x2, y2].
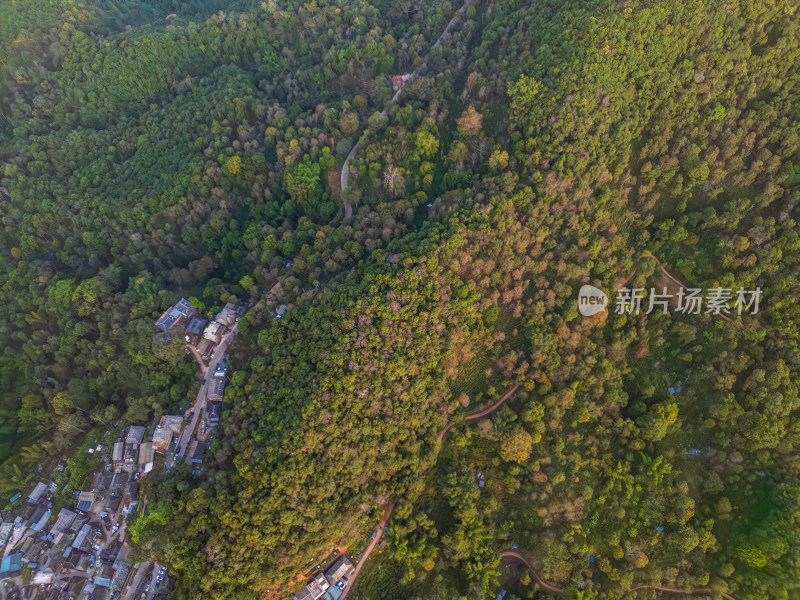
[155, 298, 244, 362]
[152, 410, 216, 469]
[111, 426, 152, 474]
[0, 447, 144, 600]
[293, 556, 354, 600]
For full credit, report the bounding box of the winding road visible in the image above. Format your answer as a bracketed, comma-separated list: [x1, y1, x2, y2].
[339, 1, 469, 221]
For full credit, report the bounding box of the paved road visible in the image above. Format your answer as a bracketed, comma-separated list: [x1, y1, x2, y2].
[123, 561, 151, 600]
[187, 345, 209, 375]
[167, 324, 237, 468]
[339, 1, 469, 221]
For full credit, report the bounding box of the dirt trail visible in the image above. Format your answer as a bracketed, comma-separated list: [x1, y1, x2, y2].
[626, 585, 739, 600]
[615, 253, 732, 322]
[499, 551, 565, 594]
[501, 551, 739, 599]
[437, 382, 521, 442]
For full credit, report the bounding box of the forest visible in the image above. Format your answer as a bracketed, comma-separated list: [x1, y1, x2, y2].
[2, 0, 800, 599]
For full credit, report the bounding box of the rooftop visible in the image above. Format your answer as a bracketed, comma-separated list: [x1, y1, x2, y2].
[0, 552, 22, 575]
[186, 317, 208, 335]
[207, 401, 222, 423]
[155, 298, 196, 332]
[126, 425, 146, 445]
[139, 442, 154, 465]
[208, 377, 226, 401]
[28, 481, 48, 504]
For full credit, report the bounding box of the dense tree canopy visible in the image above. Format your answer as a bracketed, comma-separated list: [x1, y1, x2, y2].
[2, 0, 800, 599]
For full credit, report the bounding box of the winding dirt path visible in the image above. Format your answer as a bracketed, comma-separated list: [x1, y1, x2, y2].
[615, 253, 732, 322]
[437, 382, 521, 442]
[339, 2, 469, 221]
[501, 551, 739, 600]
[499, 551, 565, 594]
[625, 585, 739, 600]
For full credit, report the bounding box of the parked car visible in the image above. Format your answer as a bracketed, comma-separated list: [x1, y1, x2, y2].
[336, 581, 345, 590]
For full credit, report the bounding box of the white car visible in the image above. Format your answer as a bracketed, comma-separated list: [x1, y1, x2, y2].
[336, 581, 345, 590]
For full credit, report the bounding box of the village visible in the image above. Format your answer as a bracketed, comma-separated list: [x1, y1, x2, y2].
[0, 297, 246, 600]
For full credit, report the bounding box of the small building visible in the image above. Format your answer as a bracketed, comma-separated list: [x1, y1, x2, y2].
[9, 492, 21, 504]
[202, 321, 224, 345]
[94, 562, 115, 587]
[207, 402, 222, 424]
[668, 386, 682, 395]
[72, 524, 92, 550]
[155, 298, 196, 332]
[294, 588, 314, 600]
[153, 415, 184, 453]
[124, 444, 139, 465]
[124, 481, 139, 501]
[0, 522, 12, 547]
[326, 555, 354, 584]
[138, 442, 154, 472]
[28, 481, 48, 505]
[112, 441, 124, 463]
[51, 508, 77, 539]
[126, 426, 146, 446]
[207, 377, 226, 402]
[0, 552, 23, 578]
[27, 507, 50, 532]
[77, 491, 95, 513]
[184, 317, 208, 345]
[105, 495, 122, 514]
[191, 442, 209, 465]
[306, 572, 331, 599]
[197, 337, 215, 360]
[215, 303, 245, 327]
[197, 338, 215, 360]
